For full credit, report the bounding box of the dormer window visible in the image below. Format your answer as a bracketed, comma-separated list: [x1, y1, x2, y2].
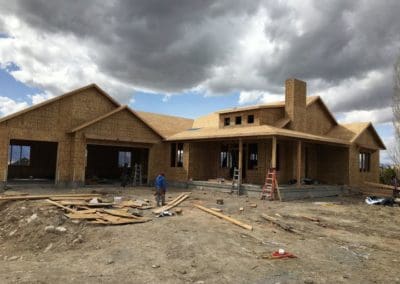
[224, 117, 230, 126]
[247, 115, 254, 124]
[235, 116, 242, 125]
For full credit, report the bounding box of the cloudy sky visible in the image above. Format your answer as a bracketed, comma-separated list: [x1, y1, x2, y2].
[0, 0, 398, 162]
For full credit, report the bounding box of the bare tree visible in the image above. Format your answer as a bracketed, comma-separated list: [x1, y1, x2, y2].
[390, 55, 400, 172]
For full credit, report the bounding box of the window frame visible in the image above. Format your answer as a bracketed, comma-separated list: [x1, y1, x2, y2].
[8, 144, 31, 167]
[118, 151, 131, 168]
[247, 114, 254, 124]
[235, 116, 242, 125]
[359, 151, 371, 172]
[224, 117, 230, 126]
[171, 143, 184, 167]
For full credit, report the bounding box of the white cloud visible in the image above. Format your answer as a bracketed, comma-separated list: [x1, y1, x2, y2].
[28, 91, 55, 105]
[239, 90, 284, 105]
[338, 106, 393, 125]
[0, 15, 135, 104]
[0, 96, 28, 116]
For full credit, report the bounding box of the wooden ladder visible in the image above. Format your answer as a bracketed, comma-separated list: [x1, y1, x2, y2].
[231, 167, 240, 195]
[133, 163, 142, 186]
[260, 168, 281, 201]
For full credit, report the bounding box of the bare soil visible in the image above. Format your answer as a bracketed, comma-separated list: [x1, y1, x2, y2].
[0, 187, 399, 283]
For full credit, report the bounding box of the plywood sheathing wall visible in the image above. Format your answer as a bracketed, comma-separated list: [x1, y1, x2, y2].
[0, 87, 120, 185]
[148, 142, 190, 184]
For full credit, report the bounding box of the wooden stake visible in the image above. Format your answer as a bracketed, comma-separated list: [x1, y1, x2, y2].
[194, 204, 253, 231]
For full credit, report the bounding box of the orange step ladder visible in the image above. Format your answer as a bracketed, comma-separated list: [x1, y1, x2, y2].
[260, 168, 281, 201]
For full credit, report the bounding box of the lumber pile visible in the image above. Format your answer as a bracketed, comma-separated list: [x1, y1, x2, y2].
[194, 204, 253, 231]
[362, 181, 398, 197]
[152, 193, 190, 214]
[47, 200, 150, 225]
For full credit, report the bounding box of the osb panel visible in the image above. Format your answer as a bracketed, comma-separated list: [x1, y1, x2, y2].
[188, 142, 219, 180]
[258, 108, 285, 126]
[277, 140, 295, 184]
[355, 127, 382, 149]
[245, 141, 268, 185]
[79, 109, 161, 143]
[348, 146, 379, 186]
[70, 89, 117, 129]
[305, 101, 336, 135]
[316, 145, 349, 185]
[148, 142, 189, 183]
[192, 113, 219, 128]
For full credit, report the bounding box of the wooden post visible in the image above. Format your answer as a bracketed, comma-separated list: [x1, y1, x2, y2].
[296, 140, 302, 187]
[238, 138, 243, 186]
[271, 136, 277, 169]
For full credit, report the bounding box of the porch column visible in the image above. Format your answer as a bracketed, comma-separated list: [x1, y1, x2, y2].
[271, 136, 277, 169]
[238, 138, 243, 185]
[296, 140, 302, 187]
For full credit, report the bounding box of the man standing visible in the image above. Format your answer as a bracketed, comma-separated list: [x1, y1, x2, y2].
[155, 173, 167, 207]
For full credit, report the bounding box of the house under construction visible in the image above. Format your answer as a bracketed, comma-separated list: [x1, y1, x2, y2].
[0, 78, 385, 191]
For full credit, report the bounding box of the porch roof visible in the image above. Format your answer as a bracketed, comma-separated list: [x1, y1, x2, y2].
[166, 125, 350, 146]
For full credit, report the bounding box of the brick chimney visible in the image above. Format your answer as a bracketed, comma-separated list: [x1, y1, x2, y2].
[285, 78, 306, 132]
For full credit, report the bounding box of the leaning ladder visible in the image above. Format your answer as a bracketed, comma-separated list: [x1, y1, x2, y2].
[231, 167, 240, 195]
[133, 163, 142, 186]
[260, 168, 281, 201]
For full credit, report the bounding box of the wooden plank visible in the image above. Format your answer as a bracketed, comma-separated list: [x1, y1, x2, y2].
[0, 193, 101, 201]
[46, 199, 77, 213]
[152, 193, 190, 214]
[95, 213, 149, 225]
[101, 209, 140, 219]
[193, 204, 253, 231]
[59, 200, 88, 206]
[50, 196, 97, 201]
[65, 213, 99, 219]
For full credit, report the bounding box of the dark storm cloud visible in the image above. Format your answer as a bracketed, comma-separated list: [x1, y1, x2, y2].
[1, 0, 399, 115]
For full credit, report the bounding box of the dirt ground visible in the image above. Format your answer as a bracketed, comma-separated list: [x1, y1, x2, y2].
[0, 186, 399, 284]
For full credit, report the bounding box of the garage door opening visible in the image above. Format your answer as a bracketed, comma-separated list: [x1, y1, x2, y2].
[7, 140, 58, 183]
[85, 144, 149, 185]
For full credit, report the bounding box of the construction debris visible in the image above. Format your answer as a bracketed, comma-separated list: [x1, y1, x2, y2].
[152, 193, 190, 214]
[261, 250, 297, 260]
[194, 204, 253, 231]
[260, 213, 300, 234]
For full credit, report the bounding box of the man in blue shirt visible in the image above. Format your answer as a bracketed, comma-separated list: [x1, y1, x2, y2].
[155, 173, 167, 207]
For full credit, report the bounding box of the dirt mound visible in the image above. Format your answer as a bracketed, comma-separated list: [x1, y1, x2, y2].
[0, 200, 87, 254]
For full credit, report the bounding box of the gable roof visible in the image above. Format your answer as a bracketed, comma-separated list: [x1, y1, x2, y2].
[135, 111, 193, 138]
[166, 124, 350, 146]
[327, 122, 385, 149]
[306, 96, 338, 125]
[68, 105, 163, 138]
[0, 84, 120, 124]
